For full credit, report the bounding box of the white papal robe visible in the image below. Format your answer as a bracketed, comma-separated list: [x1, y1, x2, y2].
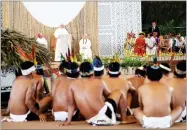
[54, 28, 72, 61]
[36, 37, 48, 48]
[79, 38, 92, 59]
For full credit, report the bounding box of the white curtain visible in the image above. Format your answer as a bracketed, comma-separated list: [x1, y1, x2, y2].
[22, 2, 86, 27]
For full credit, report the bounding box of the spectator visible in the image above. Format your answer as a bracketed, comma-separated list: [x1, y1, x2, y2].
[174, 33, 185, 53]
[145, 33, 156, 55]
[148, 21, 160, 37]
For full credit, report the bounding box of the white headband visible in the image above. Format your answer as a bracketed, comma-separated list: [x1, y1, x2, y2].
[94, 66, 104, 71]
[80, 71, 94, 76]
[175, 66, 186, 75]
[21, 65, 36, 76]
[108, 67, 121, 75]
[66, 68, 79, 73]
[159, 64, 171, 72]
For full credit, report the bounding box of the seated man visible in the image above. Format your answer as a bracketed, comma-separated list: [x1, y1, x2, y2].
[103, 61, 136, 119]
[62, 61, 127, 126]
[2, 61, 50, 122]
[134, 65, 183, 128]
[52, 60, 80, 121]
[127, 66, 147, 115]
[159, 62, 171, 84]
[167, 61, 186, 123]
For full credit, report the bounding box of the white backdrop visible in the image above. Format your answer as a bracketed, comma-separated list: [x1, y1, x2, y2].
[22, 2, 85, 27]
[98, 2, 142, 57]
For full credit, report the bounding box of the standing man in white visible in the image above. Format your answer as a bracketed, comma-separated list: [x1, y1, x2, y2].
[145, 33, 157, 55]
[79, 34, 92, 60]
[54, 24, 72, 61]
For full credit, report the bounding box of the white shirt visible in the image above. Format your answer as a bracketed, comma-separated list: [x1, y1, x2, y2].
[36, 37, 48, 48]
[175, 37, 185, 47]
[145, 37, 156, 48]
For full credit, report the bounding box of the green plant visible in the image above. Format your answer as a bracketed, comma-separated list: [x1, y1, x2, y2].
[1, 28, 52, 69]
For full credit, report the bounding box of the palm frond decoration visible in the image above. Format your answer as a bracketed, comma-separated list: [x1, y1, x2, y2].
[1, 28, 52, 69]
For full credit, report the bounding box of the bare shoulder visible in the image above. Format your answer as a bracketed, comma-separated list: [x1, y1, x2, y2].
[70, 79, 80, 89]
[138, 84, 147, 92]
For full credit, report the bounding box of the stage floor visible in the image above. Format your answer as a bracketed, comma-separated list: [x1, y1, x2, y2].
[1, 121, 186, 130]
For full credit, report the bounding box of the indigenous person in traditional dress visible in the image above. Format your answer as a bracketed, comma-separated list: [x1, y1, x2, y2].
[36, 33, 48, 49]
[127, 66, 147, 116]
[61, 61, 127, 126]
[1, 61, 51, 122]
[54, 24, 71, 61]
[52, 59, 80, 121]
[134, 65, 183, 129]
[124, 33, 136, 56]
[103, 60, 136, 123]
[159, 63, 171, 84]
[134, 32, 146, 56]
[167, 61, 186, 123]
[145, 33, 157, 55]
[79, 34, 92, 60]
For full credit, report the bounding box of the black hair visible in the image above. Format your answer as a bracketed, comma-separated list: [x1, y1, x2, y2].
[94, 70, 104, 77]
[15, 68, 22, 77]
[160, 63, 170, 75]
[147, 65, 163, 81]
[135, 69, 146, 77]
[174, 60, 186, 78]
[80, 62, 93, 78]
[59, 61, 68, 72]
[66, 62, 79, 78]
[108, 62, 121, 77]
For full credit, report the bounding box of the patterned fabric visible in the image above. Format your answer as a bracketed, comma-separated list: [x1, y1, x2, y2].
[1, 67, 16, 91]
[98, 2, 142, 57]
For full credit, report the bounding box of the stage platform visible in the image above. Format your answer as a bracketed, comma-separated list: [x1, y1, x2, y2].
[1, 121, 186, 130]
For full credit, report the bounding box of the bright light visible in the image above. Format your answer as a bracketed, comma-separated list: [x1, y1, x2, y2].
[22, 2, 85, 27]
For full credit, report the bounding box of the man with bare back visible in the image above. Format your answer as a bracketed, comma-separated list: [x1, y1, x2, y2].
[167, 61, 186, 123]
[52, 61, 80, 121]
[134, 65, 183, 128]
[62, 61, 127, 126]
[1, 61, 51, 122]
[126, 66, 147, 115]
[102, 62, 136, 119]
[159, 62, 171, 84]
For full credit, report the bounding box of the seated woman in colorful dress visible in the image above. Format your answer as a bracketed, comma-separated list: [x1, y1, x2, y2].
[158, 35, 170, 53]
[124, 33, 136, 56]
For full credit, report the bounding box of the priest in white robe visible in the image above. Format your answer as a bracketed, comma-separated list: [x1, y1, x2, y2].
[36, 33, 48, 48]
[54, 24, 72, 61]
[145, 33, 157, 55]
[79, 34, 92, 59]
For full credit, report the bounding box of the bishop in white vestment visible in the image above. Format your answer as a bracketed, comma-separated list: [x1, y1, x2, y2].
[54, 24, 72, 61]
[36, 33, 48, 48]
[79, 34, 92, 59]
